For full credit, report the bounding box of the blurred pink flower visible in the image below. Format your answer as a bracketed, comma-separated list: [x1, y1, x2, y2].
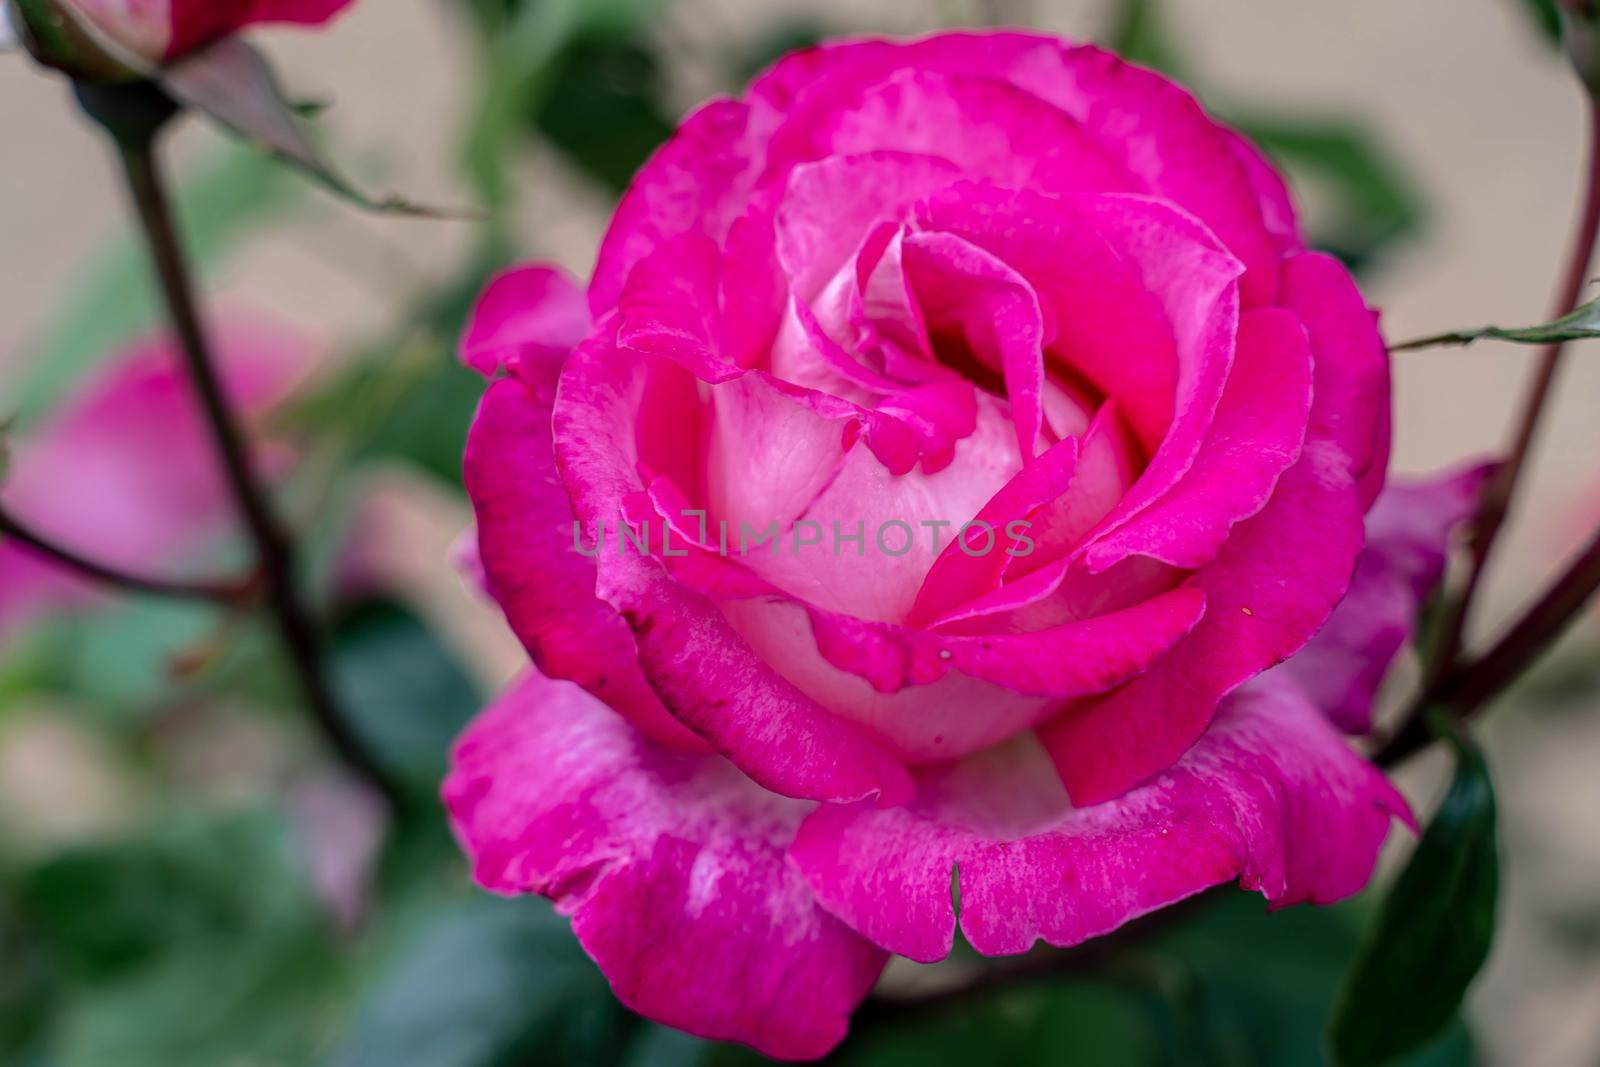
[0, 319, 314, 635]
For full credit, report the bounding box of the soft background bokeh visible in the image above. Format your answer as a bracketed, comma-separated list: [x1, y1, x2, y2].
[2, 1, 1599, 1065]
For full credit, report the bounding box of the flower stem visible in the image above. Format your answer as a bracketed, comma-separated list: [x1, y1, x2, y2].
[79, 81, 402, 808]
[1378, 523, 1600, 766]
[0, 503, 255, 604]
[1424, 97, 1600, 688]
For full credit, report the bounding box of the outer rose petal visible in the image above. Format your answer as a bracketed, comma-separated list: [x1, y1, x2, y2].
[0, 320, 310, 636]
[1278, 462, 1494, 734]
[753, 33, 1285, 305]
[590, 99, 778, 314]
[1279, 252, 1392, 508]
[459, 264, 589, 380]
[445, 672, 887, 1060]
[465, 377, 709, 753]
[790, 675, 1408, 963]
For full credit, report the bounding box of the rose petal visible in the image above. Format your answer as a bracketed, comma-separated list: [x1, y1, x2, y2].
[444, 672, 888, 1060]
[790, 674, 1408, 962]
[465, 375, 708, 752]
[1279, 252, 1392, 508]
[459, 264, 589, 381]
[1084, 307, 1314, 572]
[1040, 441, 1365, 805]
[1277, 462, 1494, 733]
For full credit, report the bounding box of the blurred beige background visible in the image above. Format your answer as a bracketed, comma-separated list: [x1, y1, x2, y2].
[4, 1, 1600, 1064]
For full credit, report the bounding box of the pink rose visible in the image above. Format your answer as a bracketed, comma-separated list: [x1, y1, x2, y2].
[0, 319, 312, 635]
[445, 32, 1476, 1058]
[44, 0, 352, 63]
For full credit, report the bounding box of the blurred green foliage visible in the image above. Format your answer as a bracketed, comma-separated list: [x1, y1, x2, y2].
[1329, 730, 1499, 1066]
[328, 600, 483, 801]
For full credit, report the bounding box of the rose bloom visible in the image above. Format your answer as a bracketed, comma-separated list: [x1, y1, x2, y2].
[445, 32, 1483, 1059]
[56, 0, 352, 63]
[0, 320, 311, 636]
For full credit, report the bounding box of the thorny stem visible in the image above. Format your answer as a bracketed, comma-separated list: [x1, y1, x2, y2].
[0, 503, 255, 605]
[76, 81, 403, 809]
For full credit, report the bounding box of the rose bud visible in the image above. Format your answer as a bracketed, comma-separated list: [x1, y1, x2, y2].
[5, 0, 352, 80]
[443, 32, 1483, 1058]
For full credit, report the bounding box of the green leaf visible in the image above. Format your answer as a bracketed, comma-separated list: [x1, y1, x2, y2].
[18, 808, 319, 982]
[1391, 291, 1600, 350]
[326, 895, 632, 1067]
[19, 807, 345, 1067]
[1140, 890, 1474, 1067]
[1327, 729, 1499, 1066]
[54, 598, 219, 719]
[12, 140, 297, 422]
[329, 599, 482, 798]
[53, 931, 342, 1067]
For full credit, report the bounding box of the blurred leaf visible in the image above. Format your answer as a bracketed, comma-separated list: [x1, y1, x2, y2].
[0, 414, 16, 482]
[1391, 291, 1600, 350]
[831, 983, 1161, 1067]
[329, 599, 482, 798]
[161, 39, 461, 218]
[0, 900, 51, 1061]
[461, 0, 660, 210]
[1235, 115, 1425, 272]
[1328, 729, 1498, 1067]
[1150, 891, 1474, 1067]
[53, 598, 218, 718]
[530, 30, 675, 193]
[345, 358, 485, 484]
[53, 931, 341, 1067]
[327, 895, 632, 1067]
[19, 808, 344, 1067]
[1106, 0, 1190, 79]
[18, 808, 318, 982]
[13, 141, 297, 421]
[1515, 0, 1564, 44]
[286, 253, 498, 484]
